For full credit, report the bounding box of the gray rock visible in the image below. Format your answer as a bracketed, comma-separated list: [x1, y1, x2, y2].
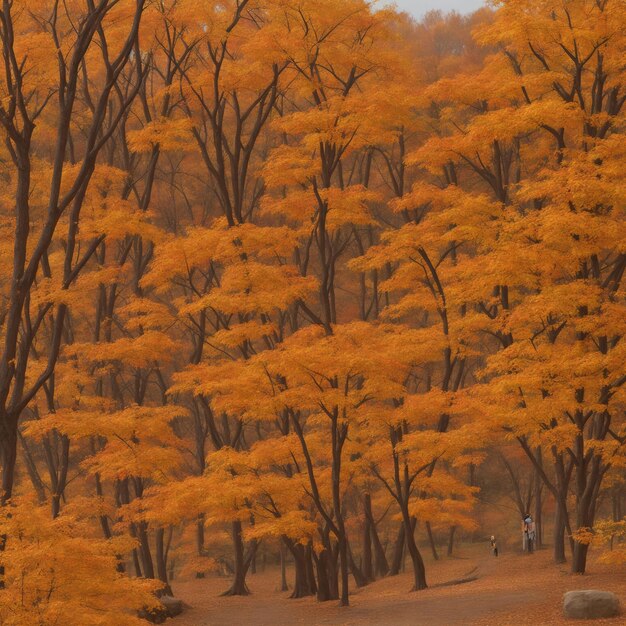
[563, 590, 621, 619]
[160, 595, 184, 618]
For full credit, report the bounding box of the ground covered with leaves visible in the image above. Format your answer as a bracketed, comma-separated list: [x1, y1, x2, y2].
[172, 545, 625, 625]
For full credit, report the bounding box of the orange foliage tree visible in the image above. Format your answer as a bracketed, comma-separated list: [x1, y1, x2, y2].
[0, 0, 625, 621]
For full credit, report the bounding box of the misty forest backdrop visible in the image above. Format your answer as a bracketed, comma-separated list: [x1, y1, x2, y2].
[0, 0, 624, 623]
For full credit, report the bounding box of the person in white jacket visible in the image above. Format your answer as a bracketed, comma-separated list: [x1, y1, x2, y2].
[522, 514, 536, 553]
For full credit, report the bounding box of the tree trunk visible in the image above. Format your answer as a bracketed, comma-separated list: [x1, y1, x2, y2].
[156, 527, 173, 596]
[389, 524, 405, 576]
[402, 512, 427, 591]
[305, 543, 317, 595]
[338, 532, 349, 606]
[18, 431, 46, 504]
[426, 522, 439, 561]
[0, 421, 16, 588]
[347, 540, 368, 588]
[222, 521, 251, 596]
[362, 495, 373, 581]
[364, 493, 389, 577]
[132, 548, 143, 578]
[534, 448, 543, 548]
[137, 522, 155, 580]
[553, 504, 567, 564]
[571, 541, 589, 574]
[285, 540, 316, 598]
[1, 422, 18, 505]
[314, 549, 332, 602]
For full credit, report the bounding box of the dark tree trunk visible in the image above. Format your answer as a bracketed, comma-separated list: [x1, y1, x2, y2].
[570, 451, 604, 574]
[534, 448, 543, 547]
[347, 540, 368, 588]
[372, 526, 389, 577]
[156, 527, 173, 596]
[389, 524, 405, 576]
[553, 504, 567, 564]
[314, 549, 332, 602]
[285, 539, 316, 598]
[572, 541, 589, 574]
[137, 522, 155, 580]
[426, 522, 439, 561]
[222, 521, 255, 596]
[305, 543, 317, 595]
[338, 533, 349, 605]
[1, 421, 18, 505]
[362, 495, 373, 581]
[402, 513, 427, 591]
[325, 534, 339, 601]
[364, 493, 389, 577]
[130, 547, 142, 577]
[0, 420, 16, 587]
[51, 492, 61, 520]
[18, 431, 46, 503]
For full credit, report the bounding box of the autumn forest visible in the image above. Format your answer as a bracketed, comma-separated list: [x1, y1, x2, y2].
[0, 0, 624, 624]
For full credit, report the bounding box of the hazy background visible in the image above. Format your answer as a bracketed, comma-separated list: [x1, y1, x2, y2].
[386, 0, 487, 19]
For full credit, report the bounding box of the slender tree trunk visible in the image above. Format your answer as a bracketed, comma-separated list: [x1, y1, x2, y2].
[553, 503, 567, 564]
[338, 533, 349, 605]
[362, 495, 373, 581]
[0, 420, 17, 588]
[0, 422, 18, 505]
[132, 548, 143, 578]
[426, 522, 439, 561]
[372, 528, 389, 577]
[94, 471, 114, 541]
[137, 522, 155, 580]
[17, 432, 46, 503]
[402, 511, 427, 591]
[364, 494, 389, 577]
[51, 489, 62, 519]
[347, 540, 368, 588]
[534, 448, 543, 547]
[156, 527, 173, 596]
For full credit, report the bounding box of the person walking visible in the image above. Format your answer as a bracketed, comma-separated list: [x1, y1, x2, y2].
[490, 535, 498, 557]
[522, 514, 536, 553]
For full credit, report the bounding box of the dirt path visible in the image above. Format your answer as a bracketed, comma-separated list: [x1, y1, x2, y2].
[172, 548, 625, 626]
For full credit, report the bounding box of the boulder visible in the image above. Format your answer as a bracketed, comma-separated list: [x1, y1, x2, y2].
[160, 595, 184, 618]
[563, 590, 621, 619]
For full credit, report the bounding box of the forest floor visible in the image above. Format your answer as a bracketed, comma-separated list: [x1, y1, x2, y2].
[172, 545, 625, 625]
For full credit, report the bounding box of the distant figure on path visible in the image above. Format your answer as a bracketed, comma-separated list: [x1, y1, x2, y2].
[490, 535, 498, 557]
[522, 514, 536, 553]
